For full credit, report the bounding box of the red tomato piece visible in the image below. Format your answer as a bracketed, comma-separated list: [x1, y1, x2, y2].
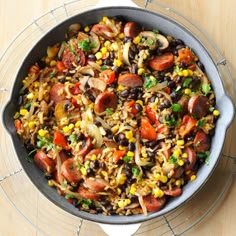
[70, 82, 81, 95]
[178, 115, 197, 137]
[149, 52, 174, 71]
[14, 119, 22, 131]
[145, 105, 157, 123]
[28, 65, 40, 76]
[53, 131, 70, 150]
[56, 61, 67, 72]
[100, 70, 116, 84]
[140, 118, 157, 141]
[178, 48, 195, 65]
[113, 150, 126, 163]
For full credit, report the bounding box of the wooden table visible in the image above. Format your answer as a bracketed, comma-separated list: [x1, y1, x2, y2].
[0, 1, 236, 235]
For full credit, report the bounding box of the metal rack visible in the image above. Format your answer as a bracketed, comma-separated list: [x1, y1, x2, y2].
[0, 0, 236, 235]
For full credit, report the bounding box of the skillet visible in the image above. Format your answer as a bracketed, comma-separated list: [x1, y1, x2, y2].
[2, 1, 235, 225]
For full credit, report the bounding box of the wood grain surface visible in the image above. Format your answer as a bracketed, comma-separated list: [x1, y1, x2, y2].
[0, 1, 235, 235]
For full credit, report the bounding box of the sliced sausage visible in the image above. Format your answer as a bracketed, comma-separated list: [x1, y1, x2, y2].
[61, 158, 82, 184]
[91, 24, 114, 40]
[34, 151, 56, 174]
[123, 22, 141, 38]
[149, 52, 174, 71]
[143, 195, 166, 212]
[163, 187, 182, 197]
[78, 186, 100, 200]
[188, 95, 209, 119]
[94, 92, 118, 114]
[193, 130, 211, 152]
[172, 166, 184, 178]
[177, 95, 189, 116]
[77, 136, 92, 157]
[184, 147, 197, 171]
[118, 73, 143, 88]
[50, 83, 66, 104]
[84, 177, 108, 192]
[84, 149, 102, 162]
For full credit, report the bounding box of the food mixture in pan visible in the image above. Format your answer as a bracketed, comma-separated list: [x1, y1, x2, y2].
[14, 16, 220, 215]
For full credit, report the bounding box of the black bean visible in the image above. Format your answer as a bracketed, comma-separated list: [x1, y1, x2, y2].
[175, 76, 182, 84]
[191, 76, 201, 89]
[120, 89, 129, 98]
[45, 174, 53, 180]
[87, 168, 95, 176]
[176, 44, 185, 50]
[109, 51, 115, 60]
[128, 92, 138, 100]
[123, 37, 132, 43]
[119, 139, 129, 146]
[137, 92, 143, 100]
[125, 163, 132, 171]
[129, 49, 136, 60]
[148, 151, 156, 159]
[117, 159, 124, 166]
[77, 132, 85, 141]
[85, 92, 95, 102]
[130, 64, 138, 74]
[197, 61, 205, 72]
[103, 58, 113, 66]
[94, 120, 101, 126]
[118, 132, 125, 140]
[88, 54, 96, 61]
[149, 96, 156, 103]
[163, 76, 171, 82]
[90, 160, 99, 169]
[128, 142, 135, 151]
[179, 61, 188, 69]
[130, 43, 139, 54]
[167, 80, 176, 89]
[134, 103, 142, 112]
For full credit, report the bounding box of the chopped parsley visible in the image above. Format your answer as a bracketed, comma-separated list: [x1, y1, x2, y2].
[132, 166, 140, 177]
[24, 101, 32, 109]
[37, 136, 54, 151]
[197, 151, 210, 164]
[163, 115, 179, 126]
[197, 119, 206, 128]
[77, 198, 92, 209]
[144, 75, 157, 89]
[68, 134, 77, 143]
[174, 65, 180, 73]
[168, 155, 178, 164]
[105, 108, 113, 115]
[122, 156, 133, 163]
[202, 84, 211, 95]
[78, 39, 97, 53]
[171, 103, 182, 113]
[26, 149, 36, 163]
[49, 71, 55, 79]
[182, 78, 192, 88]
[100, 65, 109, 71]
[65, 194, 76, 199]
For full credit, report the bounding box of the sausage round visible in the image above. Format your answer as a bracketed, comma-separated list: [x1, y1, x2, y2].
[194, 130, 211, 152]
[123, 22, 141, 38]
[188, 95, 209, 118]
[149, 52, 174, 71]
[143, 195, 166, 212]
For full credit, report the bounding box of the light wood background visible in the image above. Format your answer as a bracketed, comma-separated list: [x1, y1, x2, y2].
[0, 0, 236, 235]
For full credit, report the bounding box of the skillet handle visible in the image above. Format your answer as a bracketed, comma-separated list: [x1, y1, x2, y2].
[95, 0, 139, 8]
[98, 223, 141, 236]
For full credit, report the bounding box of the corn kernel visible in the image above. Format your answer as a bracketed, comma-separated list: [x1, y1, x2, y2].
[130, 184, 137, 195]
[119, 33, 125, 39]
[154, 173, 161, 180]
[89, 103, 94, 109]
[190, 175, 197, 181]
[177, 71, 183, 76]
[95, 52, 102, 60]
[175, 179, 182, 187]
[101, 47, 107, 54]
[96, 59, 103, 66]
[75, 121, 81, 128]
[117, 85, 124, 91]
[80, 167, 87, 176]
[160, 175, 168, 183]
[184, 88, 192, 95]
[118, 173, 127, 184]
[28, 121, 36, 129]
[213, 109, 220, 116]
[173, 149, 181, 158]
[153, 187, 164, 198]
[137, 68, 145, 75]
[90, 154, 97, 161]
[111, 42, 118, 51]
[102, 16, 108, 22]
[84, 26, 90, 32]
[118, 199, 131, 208]
[48, 180, 54, 187]
[187, 69, 193, 76]
[133, 36, 141, 44]
[68, 123, 74, 129]
[182, 69, 189, 77]
[38, 129, 47, 137]
[119, 145, 126, 150]
[182, 152, 188, 158]
[45, 57, 51, 64]
[177, 140, 185, 146]
[26, 93, 34, 99]
[178, 159, 184, 166]
[111, 125, 119, 134]
[113, 59, 122, 67]
[127, 151, 134, 157]
[50, 60, 57, 67]
[63, 126, 70, 133]
[125, 130, 133, 140]
[20, 109, 28, 116]
[136, 100, 143, 106]
[117, 188, 122, 195]
[101, 170, 108, 177]
[104, 40, 111, 47]
[129, 137, 136, 143]
[33, 81, 40, 87]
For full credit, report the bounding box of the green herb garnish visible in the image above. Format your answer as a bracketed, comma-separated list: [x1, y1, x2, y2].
[182, 78, 192, 88]
[78, 39, 97, 53]
[197, 119, 206, 128]
[65, 194, 75, 199]
[164, 115, 179, 126]
[122, 156, 133, 163]
[197, 151, 210, 164]
[105, 108, 113, 115]
[37, 136, 54, 151]
[144, 75, 157, 89]
[68, 134, 77, 143]
[168, 155, 178, 164]
[132, 166, 140, 177]
[24, 101, 32, 109]
[202, 84, 211, 95]
[26, 149, 36, 163]
[49, 71, 55, 79]
[171, 103, 182, 113]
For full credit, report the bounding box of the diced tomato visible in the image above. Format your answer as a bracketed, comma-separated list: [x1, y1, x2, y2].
[56, 61, 67, 72]
[127, 100, 139, 115]
[165, 86, 171, 95]
[71, 98, 79, 108]
[100, 70, 116, 84]
[178, 48, 195, 65]
[53, 131, 70, 150]
[140, 118, 157, 141]
[70, 82, 81, 95]
[145, 105, 157, 123]
[14, 119, 22, 131]
[178, 115, 197, 137]
[113, 150, 126, 162]
[28, 65, 40, 76]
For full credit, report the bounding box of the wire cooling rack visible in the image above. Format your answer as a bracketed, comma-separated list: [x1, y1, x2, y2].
[0, 0, 236, 235]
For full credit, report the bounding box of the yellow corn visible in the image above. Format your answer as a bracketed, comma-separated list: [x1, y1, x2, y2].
[75, 121, 81, 128]
[173, 149, 181, 158]
[101, 47, 107, 54]
[127, 151, 134, 157]
[26, 93, 34, 99]
[125, 130, 133, 140]
[48, 180, 54, 187]
[80, 167, 87, 176]
[190, 175, 197, 181]
[133, 36, 141, 44]
[20, 109, 28, 116]
[178, 159, 184, 166]
[113, 59, 122, 67]
[102, 16, 108, 22]
[50, 60, 57, 67]
[117, 188, 122, 195]
[213, 109, 220, 116]
[96, 59, 103, 66]
[177, 71, 183, 76]
[89, 103, 94, 109]
[176, 140, 184, 146]
[184, 88, 192, 95]
[154, 173, 161, 181]
[95, 52, 103, 60]
[137, 68, 145, 75]
[68, 123, 74, 129]
[182, 69, 189, 77]
[129, 184, 137, 195]
[175, 179, 182, 187]
[136, 100, 143, 106]
[90, 154, 97, 161]
[118, 33, 125, 39]
[38, 129, 47, 137]
[118, 199, 131, 208]
[101, 170, 108, 177]
[159, 175, 168, 183]
[118, 173, 127, 185]
[28, 121, 36, 129]
[33, 81, 40, 87]
[119, 145, 126, 150]
[111, 125, 119, 134]
[63, 126, 70, 133]
[153, 187, 164, 198]
[182, 152, 188, 158]
[84, 26, 90, 32]
[187, 69, 193, 76]
[111, 42, 118, 51]
[104, 40, 111, 47]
